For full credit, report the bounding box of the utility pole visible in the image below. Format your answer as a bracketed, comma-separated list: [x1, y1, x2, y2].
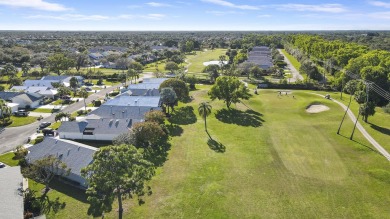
[337, 93, 352, 134]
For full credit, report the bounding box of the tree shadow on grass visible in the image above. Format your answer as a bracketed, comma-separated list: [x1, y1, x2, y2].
[144, 141, 172, 167]
[167, 124, 183, 137]
[168, 106, 197, 125]
[369, 123, 390, 136]
[215, 108, 264, 127]
[48, 177, 88, 203]
[207, 138, 226, 153]
[338, 133, 382, 156]
[39, 195, 66, 214]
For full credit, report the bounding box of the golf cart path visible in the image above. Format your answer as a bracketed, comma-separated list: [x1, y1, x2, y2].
[278, 49, 304, 83]
[311, 93, 390, 161]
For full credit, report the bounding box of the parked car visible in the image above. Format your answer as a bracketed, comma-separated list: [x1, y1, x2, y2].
[85, 87, 92, 91]
[0, 162, 5, 168]
[13, 110, 29, 116]
[42, 128, 55, 136]
[39, 122, 51, 129]
[85, 82, 94, 86]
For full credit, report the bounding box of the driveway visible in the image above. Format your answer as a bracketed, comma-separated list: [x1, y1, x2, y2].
[278, 49, 304, 83]
[0, 77, 143, 154]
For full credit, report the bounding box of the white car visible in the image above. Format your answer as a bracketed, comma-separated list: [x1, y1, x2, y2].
[0, 162, 5, 168]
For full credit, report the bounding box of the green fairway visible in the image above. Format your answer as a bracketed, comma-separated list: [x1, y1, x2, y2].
[187, 49, 227, 73]
[111, 87, 389, 218]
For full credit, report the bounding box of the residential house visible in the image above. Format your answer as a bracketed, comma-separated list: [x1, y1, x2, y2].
[89, 52, 104, 60]
[88, 105, 160, 120]
[58, 117, 140, 141]
[246, 46, 273, 70]
[0, 91, 44, 108]
[11, 86, 58, 99]
[26, 137, 98, 188]
[104, 96, 161, 107]
[23, 80, 58, 88]
[41, 75, 84, 87]
[121, 88, 160, 97]
[0, 166, 24, 219]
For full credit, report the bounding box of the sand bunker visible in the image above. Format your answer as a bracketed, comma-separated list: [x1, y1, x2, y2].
[306, 104, 330, 113]
[203, 60, 228, 66]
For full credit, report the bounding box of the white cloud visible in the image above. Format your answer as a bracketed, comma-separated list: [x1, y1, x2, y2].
[201, 0, 259, 10]
[257, 14, 271, 18]
[206, 10, 244, 16]
[368, 1, 390, 8]
[0, 0, 70, 11]
[146, 2, 173, 7]
[279, 4, 346, 13]
[144, 14, 166, 19]
[369, 11, 390, 19]
[27, 14, 109, 21]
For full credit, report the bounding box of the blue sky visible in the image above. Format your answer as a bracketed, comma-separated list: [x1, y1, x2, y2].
[0, 0, 389, 30]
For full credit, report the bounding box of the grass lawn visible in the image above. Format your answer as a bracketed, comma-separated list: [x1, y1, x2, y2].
[8, 116, 37, 127]
[29, 179, 90, 219]
[27, 86, 390, 218]
[187, 49, 228, 73]
[281, 49, 301, 71]
[49, 122, 62, 130]
[32, 108, 53, 113]
[0, 152, 19, 166]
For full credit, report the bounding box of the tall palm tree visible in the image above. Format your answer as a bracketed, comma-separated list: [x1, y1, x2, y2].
[198, 102, 212, 138]
[79, 88, 89, 111]
[21, 62, 30, 77]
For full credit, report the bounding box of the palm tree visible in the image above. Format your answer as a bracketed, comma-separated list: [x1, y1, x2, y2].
[21, 62, 30, 77]
[79, 88, 89, 111]
[198, 102, 212, 138]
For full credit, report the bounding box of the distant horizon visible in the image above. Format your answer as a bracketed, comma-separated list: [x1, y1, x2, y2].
[0, 0, 390, 31]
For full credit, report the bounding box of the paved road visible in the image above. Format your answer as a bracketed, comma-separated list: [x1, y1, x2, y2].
[311, 93, 390, 161]
[278, 49, 304, 83]
[0, 83, 124, 154]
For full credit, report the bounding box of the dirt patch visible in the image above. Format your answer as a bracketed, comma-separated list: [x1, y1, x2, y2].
[306, 104, 330, 113]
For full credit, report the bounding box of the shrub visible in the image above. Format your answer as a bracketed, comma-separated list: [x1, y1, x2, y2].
[34, 136, 44, 144]
[145, 111, 166, 124]
[383, 103, 390, 114]
[77, 110, 84, 116]
[14, 145, 28, 159]
[97, 78, 103, 85]
[93, 100, 102, 107]
[159, 78, 189, 101]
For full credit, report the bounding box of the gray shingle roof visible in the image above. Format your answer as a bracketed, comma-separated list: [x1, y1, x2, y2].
[104, 96, 160, 107]
[0, 166, 23, 219]
[127, 83, 161, 90]
[24, 80, 58, 88]
[0, 92, 22, 101]
[41, 75, 69, 81]
[89, 105, 159, 120]
[121, 88, 160, 97]
[26, 138, 98, 176]
[58, 121, 88, 133]
[59, 118, 139, 135]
